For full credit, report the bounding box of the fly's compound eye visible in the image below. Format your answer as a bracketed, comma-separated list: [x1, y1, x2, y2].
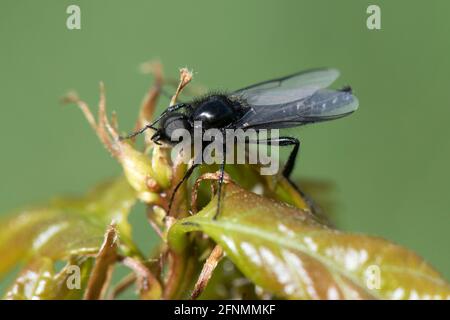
[160, 113, 192, 142]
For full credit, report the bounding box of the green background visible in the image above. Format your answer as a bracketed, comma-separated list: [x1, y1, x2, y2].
[1, 0, 449, 291]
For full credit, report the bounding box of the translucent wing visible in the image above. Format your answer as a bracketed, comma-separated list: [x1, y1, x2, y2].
[231, 88, 359, 129]
[231, 68, 340, 106]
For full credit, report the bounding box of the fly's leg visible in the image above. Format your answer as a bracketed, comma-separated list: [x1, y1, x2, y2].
[167, 149, 201, 215]
[213, 138, 227, 220]
[167, 159, 200, 216]
[247, 136, 324, 216]
[279, 137, 300, 178]
[247, 136, 300, 178]
[246, 136, 322, 212]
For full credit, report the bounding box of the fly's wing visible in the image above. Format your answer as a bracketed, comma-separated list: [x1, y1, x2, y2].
[231, 88, 359, 129]
[229, 69, 358, 129]
[232, 68, 340, 106]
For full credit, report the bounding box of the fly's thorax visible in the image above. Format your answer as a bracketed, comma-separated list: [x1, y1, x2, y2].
[191, 94, 242, 130]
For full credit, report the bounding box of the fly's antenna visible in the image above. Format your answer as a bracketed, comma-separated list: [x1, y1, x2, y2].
[119, 107, 173, 140]
[119, 123, 159, 141]
[119, 103, 189, 140]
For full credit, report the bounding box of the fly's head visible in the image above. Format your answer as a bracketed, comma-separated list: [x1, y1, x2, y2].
[153, 112, 192, 145]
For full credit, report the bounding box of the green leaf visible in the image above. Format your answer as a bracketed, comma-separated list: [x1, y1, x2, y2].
[5, 257, 93, 300]
[169, 182, 450, 300]
[0, 177, 138, 279]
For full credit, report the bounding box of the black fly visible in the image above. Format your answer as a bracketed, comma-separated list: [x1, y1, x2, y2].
[121, 68, 359, 218]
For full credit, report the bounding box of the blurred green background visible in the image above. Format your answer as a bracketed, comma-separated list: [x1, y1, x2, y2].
[0, 0, 449, 292]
